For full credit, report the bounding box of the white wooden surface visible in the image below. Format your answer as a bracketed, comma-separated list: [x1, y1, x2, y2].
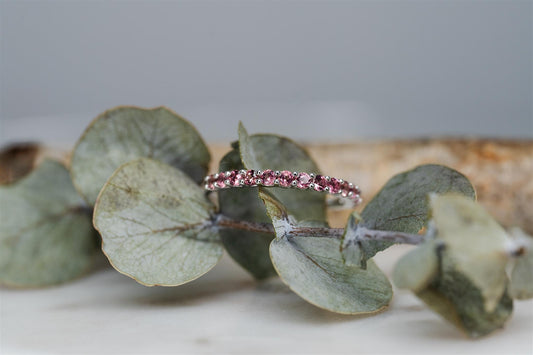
[2, 245, 532, 354]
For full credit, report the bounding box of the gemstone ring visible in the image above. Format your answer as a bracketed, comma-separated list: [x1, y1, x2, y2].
[204, 169, 362, 209]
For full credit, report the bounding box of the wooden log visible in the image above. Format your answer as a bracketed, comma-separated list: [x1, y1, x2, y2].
[210, 139, 533, 233]
[0, 143, 68, 185]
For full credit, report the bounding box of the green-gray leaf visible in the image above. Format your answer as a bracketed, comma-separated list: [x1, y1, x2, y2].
[393, 194, 513, 337]
[346, 164, 475, 266]
[261, 191, 392, 314]
[217, 148, 276, 279]
[509, 229, 533, 300]
[71, 106, 211, 205]
[0, 160, 97, 287]
[238, 123, 326, 222]
[93, 158, 223, 286]
[392, 239, 440, 293]
[418, 254, 513, 338]
[430, 194, 510, 311]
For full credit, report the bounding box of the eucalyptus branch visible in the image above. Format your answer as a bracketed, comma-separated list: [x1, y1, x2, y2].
[215, 215, 344, 238]
[215, 215, 275, 234]
[353, 226, 426, 245]
[215, 215, 425, 244]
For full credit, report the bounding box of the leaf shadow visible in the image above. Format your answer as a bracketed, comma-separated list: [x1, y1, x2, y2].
[254, 278, 389, 325]
[393, 318, 470, 340]
[127, 278, 255, 307]
[119, 265, 255, 308]
[74, 257, 389, 327]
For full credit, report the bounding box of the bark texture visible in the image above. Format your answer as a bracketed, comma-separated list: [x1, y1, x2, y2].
[211, 139, 533, 233]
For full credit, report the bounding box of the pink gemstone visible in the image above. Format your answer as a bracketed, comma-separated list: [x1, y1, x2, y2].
[340, 181, 351, 197]
[349, 192, 362, 201]
[244, 170, 256, 186]
[215, 173, 227, 188]
[327, 177, 341, 194]
[348, 185, 361, 198]
[206, 178, 215, 190]
[278, 170, 294, 187]
[296, 172, 312, 189]
[227, 170, 244, 187]
[314, 175, 328, 191]
[261, 169, 276, 186]
[340, 181, 360, 198]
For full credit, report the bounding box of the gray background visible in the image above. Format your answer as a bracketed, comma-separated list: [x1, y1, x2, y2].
[1, 0, 532, 145]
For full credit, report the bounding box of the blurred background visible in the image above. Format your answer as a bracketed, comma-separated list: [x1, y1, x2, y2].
[1, 0, 532, 145]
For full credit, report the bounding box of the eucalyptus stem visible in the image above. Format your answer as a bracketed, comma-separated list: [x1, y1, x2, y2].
[215, 215, 425, 244]
[216, 216, 275, 234]
[353, 226, 425, 245]
[215, 215, 344, 238]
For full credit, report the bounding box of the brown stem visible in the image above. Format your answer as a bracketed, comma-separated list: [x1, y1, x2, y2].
[216, 216, 275, 234]
[215, 215, 344, 238]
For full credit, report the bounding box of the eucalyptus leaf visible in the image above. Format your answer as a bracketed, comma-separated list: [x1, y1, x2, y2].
[430, 194, 510, 312]
[217, 148, 277, 279]
[345, 164, 476, 266]
[71, 106, 211, 205]
[93, 158, 223, 286]
[261, 191, 392, 314]
[393, 194, 513, 337]
[509, 229, 533, 299]
[392, 239, 440, 293]
[418, 254, 513, 338]
[238, 123, 326, 222]
[0, 160, 97, 287]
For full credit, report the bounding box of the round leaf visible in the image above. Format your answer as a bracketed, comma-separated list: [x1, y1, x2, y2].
[509, 229, 533, 299]
[417, 253, 513, 338]
[218, 148, 276, 279]
[270, 236, 392, 314]
[352, 164, 476, 264]
[93, 158, 223, 286]
[393, 194, 514, 337]
[261, 192, 392, 314]
[510, 253, 533, 300]
[71, 106, 210, 205]
[430, 194, 510, 312]
[238, 123, 326, 222]
[0, 160, 97, 287]
[392, 239, 440, 293]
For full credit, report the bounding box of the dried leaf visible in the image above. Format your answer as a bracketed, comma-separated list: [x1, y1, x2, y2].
[93, 158, 223, 286]
[0, 143, 41, 184]
[0, 160, 97, 287]
[71, 106, 210, 205]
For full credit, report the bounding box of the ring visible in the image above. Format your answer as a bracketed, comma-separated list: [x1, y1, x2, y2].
[204, 169, 362, 208]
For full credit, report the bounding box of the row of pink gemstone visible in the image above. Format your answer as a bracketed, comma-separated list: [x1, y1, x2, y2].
[204, 169, 361, 200]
